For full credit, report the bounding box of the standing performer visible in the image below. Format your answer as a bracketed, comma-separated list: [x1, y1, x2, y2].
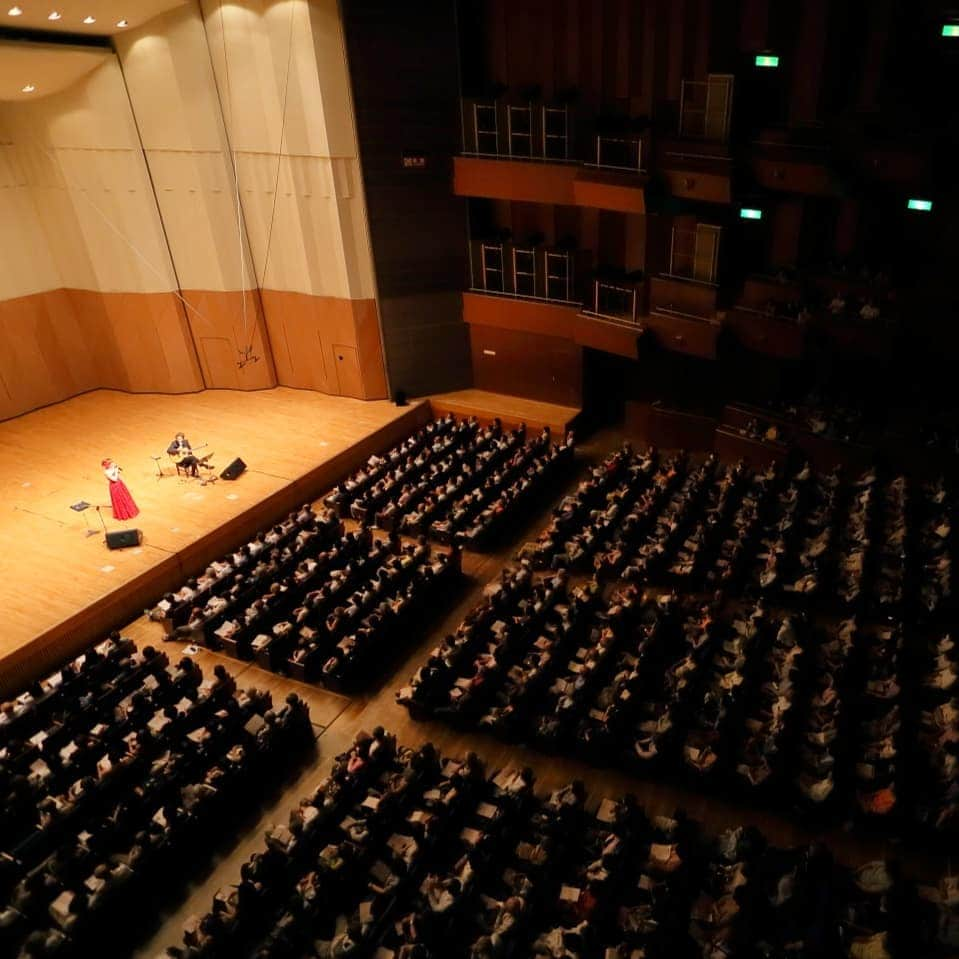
[167, 432, 199, 477]
[102, 458, 139, 520]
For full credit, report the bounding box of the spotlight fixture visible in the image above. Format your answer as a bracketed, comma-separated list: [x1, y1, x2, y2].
[8, 6, 23, 16]
[21, 84, 36, 93]
[83, 15, 96, 24]
[116, 19, 128, 28]
[48, 11, 62, 20]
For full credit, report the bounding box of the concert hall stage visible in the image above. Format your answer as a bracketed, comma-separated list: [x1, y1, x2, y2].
[0, 388, 429, 694]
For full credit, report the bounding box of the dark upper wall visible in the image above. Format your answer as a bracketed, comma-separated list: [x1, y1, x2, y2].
[456, 0, 959, 287]
[341, 0, 471, 398]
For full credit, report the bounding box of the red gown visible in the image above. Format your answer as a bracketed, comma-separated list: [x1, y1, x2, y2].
[106, 474, 139, 520]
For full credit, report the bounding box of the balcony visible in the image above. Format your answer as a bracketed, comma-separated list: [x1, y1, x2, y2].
[750, 144, 840, 197]
[463, 291, 642, 360]
[469, 239, 585, 305]
[454, 156, 647, 214]
[457, 96, 648, 214]
[725, 306, 805, 359]
[646, 274, 722, 359]
[582, 272, 646, 327]
[659, 156, 734, 204]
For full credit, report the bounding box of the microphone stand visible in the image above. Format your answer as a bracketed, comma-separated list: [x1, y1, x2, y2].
[95, 505, 109, 543]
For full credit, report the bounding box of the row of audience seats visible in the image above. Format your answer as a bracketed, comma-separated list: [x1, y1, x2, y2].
[150, 507, 461, 690]
[397, 562, 959, 839]
[324, 415, 574, 550]
[0, 634, 314, 959]
[516, 445, 953, 621]
[162, 731, 959, 959]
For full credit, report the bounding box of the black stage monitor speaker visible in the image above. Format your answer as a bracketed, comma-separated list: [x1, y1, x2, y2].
[106, 529, 142, 550]
[220, 457, 247, 481]
[393, 389, 408, 407]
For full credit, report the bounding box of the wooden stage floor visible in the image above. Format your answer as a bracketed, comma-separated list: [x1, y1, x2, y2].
[0, 387, 427, 691]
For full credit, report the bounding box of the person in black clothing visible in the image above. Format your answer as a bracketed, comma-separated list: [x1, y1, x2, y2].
[167, 432, 199, 476]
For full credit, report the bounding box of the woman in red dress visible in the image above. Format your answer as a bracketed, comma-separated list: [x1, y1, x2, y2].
[102, 458, 139, 521]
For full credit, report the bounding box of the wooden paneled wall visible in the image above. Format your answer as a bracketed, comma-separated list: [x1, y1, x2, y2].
[0, 0, 390, 422]
[466, 0, 717, 114]
[469, 322, 582, 407]
[463, 0, 906, 147]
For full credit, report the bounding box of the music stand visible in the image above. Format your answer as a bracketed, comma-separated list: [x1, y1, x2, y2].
[151, 455, 164, 480]
[70, 501, 98, 538]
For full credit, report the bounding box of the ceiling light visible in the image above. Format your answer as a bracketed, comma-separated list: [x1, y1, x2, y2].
[49, 11, 62, 20]
[83, 15, 96, 24]
[116, 19, 128, 28]
[21, 84, 36, 93]
[8, 6, 23, 16]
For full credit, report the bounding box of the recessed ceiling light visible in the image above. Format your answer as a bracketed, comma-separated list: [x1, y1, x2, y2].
[48, 11, 62, 20]
[22, 84, 36, 93]
[116, 19, 128, 28]
[83, 15, 96, 24]
[8, 6, 23, 16]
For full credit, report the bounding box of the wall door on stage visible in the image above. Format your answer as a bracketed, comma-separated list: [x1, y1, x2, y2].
[332, 344, 364, 398]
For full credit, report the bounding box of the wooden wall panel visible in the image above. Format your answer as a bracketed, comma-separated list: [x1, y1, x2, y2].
[640, 0, 658, 116]
[69, 290, 205, 395]
[769, 200, 803, 267]
[469, 322, 583, 406]
[259, 289, 334, 394]
[859, 0, 893, 112]
[116, 4, 278, 392]
[456, 156, 579, 204]
[692, 0, 712, 80]
[0, 287, 210, 421]
[666, 0, 687, 102]
[179, 290, 276, 390]
[788, 0, 829, 124]
[259, 290, 388, 400]
[739, 0, 768, 51]
[0, 292, 94, 420]
[834, 199, 861, 259]
[352, 298, 390, 400]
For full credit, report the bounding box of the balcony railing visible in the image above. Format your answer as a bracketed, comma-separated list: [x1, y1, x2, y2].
[462, 98, 571, 162]
[587, 134, 645, 174]
[469, 239, 583, 305]
[583, 277, 645, 326]
[462, 97, 652, 175]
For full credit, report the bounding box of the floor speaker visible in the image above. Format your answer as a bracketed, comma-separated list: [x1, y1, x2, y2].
[393, 389, 408, 407]
[220, 457, 247, 481]
[106, 529, 142, 550]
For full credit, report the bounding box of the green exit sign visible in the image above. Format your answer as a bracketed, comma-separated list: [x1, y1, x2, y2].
[755, 54, 780, 67]
[907, 198, 932, 212]
[943, 24, 959, 37]
[740, 207, 763, 220]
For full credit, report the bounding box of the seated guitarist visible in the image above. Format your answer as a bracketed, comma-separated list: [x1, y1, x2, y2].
[167, 432, 199, 476]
